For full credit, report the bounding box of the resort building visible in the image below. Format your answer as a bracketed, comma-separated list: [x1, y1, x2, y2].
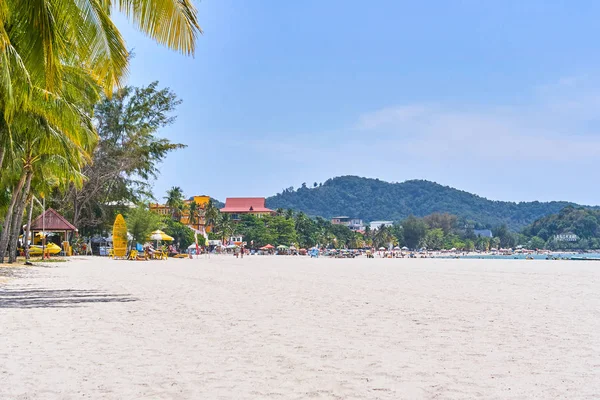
[369, 221, 394, 230]
[220, 197, 275, 221]
[331, 216, 365, 231]
[149, 195, 212, 233]
[554, 232, 578, 242]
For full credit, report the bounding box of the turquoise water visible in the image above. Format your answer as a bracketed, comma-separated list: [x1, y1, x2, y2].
[439, 253, 600, 260]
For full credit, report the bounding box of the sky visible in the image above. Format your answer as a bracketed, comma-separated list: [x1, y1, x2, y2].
[115, 0, 600, 205]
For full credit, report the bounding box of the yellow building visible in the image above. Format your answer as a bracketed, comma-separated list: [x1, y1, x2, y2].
[150, 195, 212, 233]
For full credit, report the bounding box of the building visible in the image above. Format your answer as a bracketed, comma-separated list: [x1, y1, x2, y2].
[149, 195, 212, 234]
[369, 221, 394, 230]
[220, 197, 275, 221]
[473, 229, 493, 238]
[554, 232, 578, 242]
[331, 216, 364, 231]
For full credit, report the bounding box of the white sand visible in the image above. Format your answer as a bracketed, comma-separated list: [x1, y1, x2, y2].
[1, 256, 599, 399]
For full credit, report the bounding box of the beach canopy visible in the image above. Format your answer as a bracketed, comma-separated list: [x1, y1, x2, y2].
[149, 230, 174, 241]
[30, 208, 76, 232]
[260, 244, 274, 250]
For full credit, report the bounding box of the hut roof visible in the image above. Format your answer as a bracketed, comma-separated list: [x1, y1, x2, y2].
[29, 208, 76, 231]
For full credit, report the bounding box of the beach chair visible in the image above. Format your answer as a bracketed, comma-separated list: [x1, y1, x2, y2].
[127, 249, 138, 260]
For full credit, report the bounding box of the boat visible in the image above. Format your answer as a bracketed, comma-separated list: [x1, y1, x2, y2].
[570, 256, 600, 261]
[28, 243, 62, 256]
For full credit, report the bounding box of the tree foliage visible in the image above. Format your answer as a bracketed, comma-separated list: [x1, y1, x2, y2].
[51, 83, 185, 234]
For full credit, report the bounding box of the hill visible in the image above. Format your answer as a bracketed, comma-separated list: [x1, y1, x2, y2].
[523, 206, 600, 245]
[266, 176, 585, 230]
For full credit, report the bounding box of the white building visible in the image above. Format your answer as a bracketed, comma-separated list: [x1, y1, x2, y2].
[369, 220, 394, 230]
[554, 232, 578, 242]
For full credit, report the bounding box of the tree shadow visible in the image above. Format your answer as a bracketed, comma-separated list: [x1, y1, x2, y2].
[0, 288, 138, 309]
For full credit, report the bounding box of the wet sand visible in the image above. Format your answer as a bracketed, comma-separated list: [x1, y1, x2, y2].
[1, 256, 598, 399]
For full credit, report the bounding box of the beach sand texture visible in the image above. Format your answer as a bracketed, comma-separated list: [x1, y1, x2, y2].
[1, 256, 599, 399]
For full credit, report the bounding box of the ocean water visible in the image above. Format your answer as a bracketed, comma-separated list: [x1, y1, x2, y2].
[440, 253, 600, 260]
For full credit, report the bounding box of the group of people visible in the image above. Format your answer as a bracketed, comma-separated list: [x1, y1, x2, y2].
[143, 243, 180, 258]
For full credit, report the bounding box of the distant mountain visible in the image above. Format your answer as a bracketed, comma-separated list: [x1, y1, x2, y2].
[266, 176, 588, 230]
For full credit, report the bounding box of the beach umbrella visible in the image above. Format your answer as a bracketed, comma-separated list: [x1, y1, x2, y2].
[401, 246, 408, 250]
[150, 230, 174, 241]
[226, 244, 238, 249]
[260, 244, 275, 250]
[378, 247, 385, 250]
[289, 245, 297, 250]
[277, 245, 288, 249]
[393, 246, 400, 250]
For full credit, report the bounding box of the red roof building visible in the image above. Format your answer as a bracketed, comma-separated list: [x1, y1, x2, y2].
[220, 198, 274, 220]
[30, 208, 77, 231]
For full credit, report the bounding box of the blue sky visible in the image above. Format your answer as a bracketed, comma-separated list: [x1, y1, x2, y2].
[115, 1, 600, 205]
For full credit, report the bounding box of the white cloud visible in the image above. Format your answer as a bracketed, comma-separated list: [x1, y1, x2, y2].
[352, 75, 600, 163]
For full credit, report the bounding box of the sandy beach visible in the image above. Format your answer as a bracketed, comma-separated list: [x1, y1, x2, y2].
[1, 256, 599, 399]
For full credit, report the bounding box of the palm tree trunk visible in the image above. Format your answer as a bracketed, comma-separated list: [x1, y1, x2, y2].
[24, 196, 35, 260]
[0, 171, 28, 262]
[8, 171, 33, 263]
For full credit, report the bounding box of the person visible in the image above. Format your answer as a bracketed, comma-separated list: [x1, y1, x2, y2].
[240, 243, 244, 258]
[145, 243, 155, 258]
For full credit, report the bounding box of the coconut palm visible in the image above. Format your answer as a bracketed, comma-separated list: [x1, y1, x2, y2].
[214, 213, 236, 244]
[0, 0, 202, 175]
[164, 186, 184, 220]
[0, 66, 99, 262]
[187, 201, 199, 228]
[204, 199, 220, 232]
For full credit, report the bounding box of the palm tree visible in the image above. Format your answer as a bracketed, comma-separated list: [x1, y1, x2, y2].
[187, 201, 198, 228]
[0, 0, 202, 177]
[214, 213, 235, 244]
[0, 66, 98, 262]
[0, 0, 202, 261]
[164, 186, 184, 220]
[204, 199, 220, 232]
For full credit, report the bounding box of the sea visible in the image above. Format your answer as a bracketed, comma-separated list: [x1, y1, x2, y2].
[439, 253, 600, 260]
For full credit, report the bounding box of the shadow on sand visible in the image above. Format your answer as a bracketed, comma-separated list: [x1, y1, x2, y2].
[0, 288, 138, 309]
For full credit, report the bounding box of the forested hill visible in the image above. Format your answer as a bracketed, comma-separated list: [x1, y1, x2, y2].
[265, 176, 583, 230]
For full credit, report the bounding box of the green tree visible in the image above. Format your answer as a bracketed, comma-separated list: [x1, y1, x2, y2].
[0, 0, 201, 179]
[126, 205, 161, 249]
[204, 199, 220, 232]
[528, 236, 545, 250]
[423, 213, 457, 235]
[424, 228, 444, 250]
[52, 83, 185, 232]
[162, 218, 195, 249]
[268, 215, 297, 246]
[402, 215, 427, 249]
[295, 212, 318, 248]
[214, 213, 236, 244]
[165, 186, 185, 220]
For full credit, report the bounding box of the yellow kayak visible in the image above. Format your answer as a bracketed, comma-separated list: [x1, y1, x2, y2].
[28, 243, 62, 256]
